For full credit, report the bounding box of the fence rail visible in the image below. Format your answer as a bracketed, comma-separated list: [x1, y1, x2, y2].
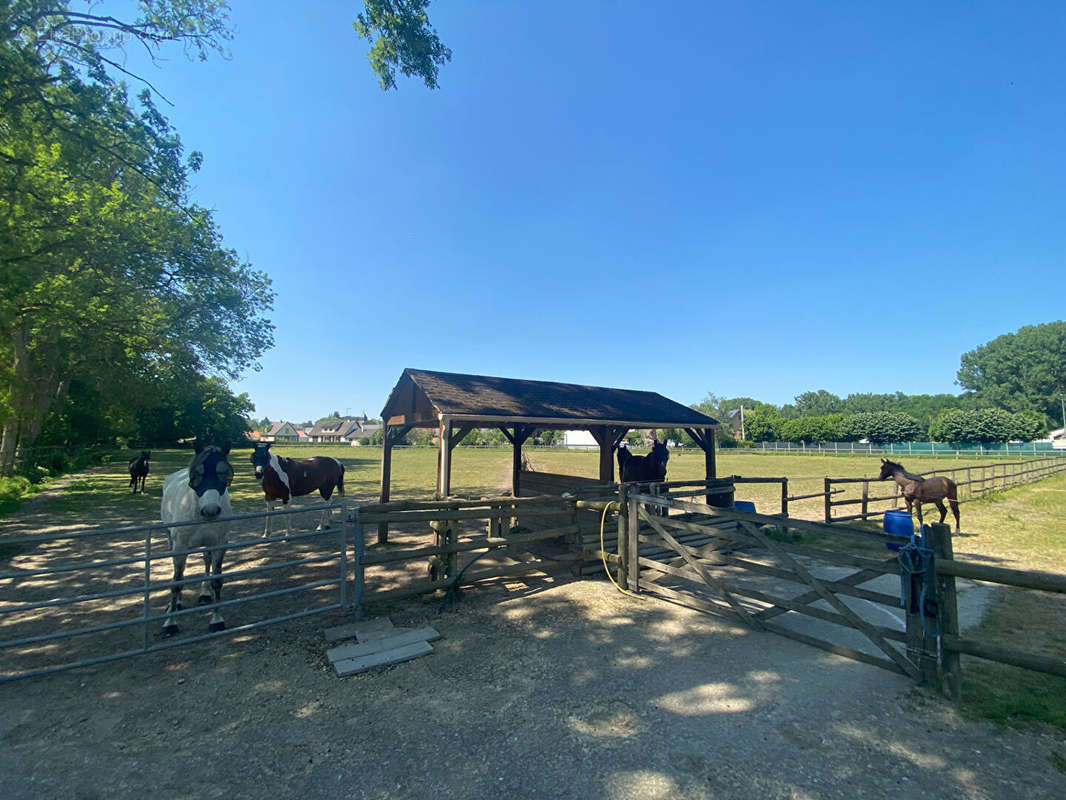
[0, 503, 354, 683]
[823, 457, 1066, 523]
[752, 440, 1066, 457]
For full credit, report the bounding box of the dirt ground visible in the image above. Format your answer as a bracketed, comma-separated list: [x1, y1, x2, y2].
[2, 467, 1065, 799]
[0, 576, 1063, 799]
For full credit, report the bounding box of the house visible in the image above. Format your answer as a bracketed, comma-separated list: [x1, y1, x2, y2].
[563, 430, 597, 449]
[1049, 428, 1066, 450]
[264, 421, 300, 443]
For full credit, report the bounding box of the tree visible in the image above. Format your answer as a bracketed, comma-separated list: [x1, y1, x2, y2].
[791, 390, 844, 417]
[354, 0, 452, 90]
[742, 407, 782, 442]
[957, 322, 1066, 423]
[0, 1, 273, 473]
[845, 412, 922, 444]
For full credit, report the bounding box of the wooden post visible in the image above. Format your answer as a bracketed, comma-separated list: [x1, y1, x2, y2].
[860, 480, 869, 521]
[824, 477, 832, 523]
[378, 426, 393, 545]
[437, 418, 453, 499]
[780, 477, 788, 517]
[616, 485, 629, 590]
[927, 522, 962, 699]
[902, 546, 940, 687]
[512, 425, 523, 497]
[626, 495, 640, 592]
[596, 426, 615, 484]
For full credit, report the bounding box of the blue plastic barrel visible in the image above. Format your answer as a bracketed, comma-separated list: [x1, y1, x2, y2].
[734, 501, 756, 513]
[883, 509, 914, 538]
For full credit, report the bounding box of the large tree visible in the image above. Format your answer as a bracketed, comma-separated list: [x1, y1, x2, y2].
[0, 2, 273, 473]
[354, 0, 452, 90]
[957, 322, 1066, 425]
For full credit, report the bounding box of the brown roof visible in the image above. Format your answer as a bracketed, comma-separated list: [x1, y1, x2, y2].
[381, 368, 718, 428]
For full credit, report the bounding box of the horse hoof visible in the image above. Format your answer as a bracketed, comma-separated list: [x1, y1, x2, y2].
[163, 624, 179, 637]
[209, 621, 226, 633]
[197, 595, 213, 606]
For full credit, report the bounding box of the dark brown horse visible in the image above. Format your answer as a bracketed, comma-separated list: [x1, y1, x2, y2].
[617, 439, 670, 483]
[128, 450, 150, 494]
[878, 458, 960, 532]
[251, 443, 345, 536]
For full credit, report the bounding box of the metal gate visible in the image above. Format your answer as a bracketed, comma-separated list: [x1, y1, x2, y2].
[0, 503, 359, 683]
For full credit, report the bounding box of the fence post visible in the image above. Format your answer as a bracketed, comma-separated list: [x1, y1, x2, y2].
[780, 478, 788, 517]
[926, 523, 962, 698]
[617, 485, 629, 590]
[627, 495, 640, 592]
[860, 480, 869, 522]
[143, 527, 153, 652]
[824, 477, 832, 523]
[351, 504, 364, 617]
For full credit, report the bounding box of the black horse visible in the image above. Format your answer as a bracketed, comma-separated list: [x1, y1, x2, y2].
[616, 440, 669, 483]
[128, 450, 150, 493]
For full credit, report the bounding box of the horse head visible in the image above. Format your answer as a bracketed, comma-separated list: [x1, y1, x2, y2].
[251, 442, 273, 481]
[651, 440, 669, 480]
[188, 443, 233, 519]
[878, 458, 902, 481]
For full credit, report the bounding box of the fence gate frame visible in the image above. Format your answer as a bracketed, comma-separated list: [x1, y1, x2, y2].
[621, 490, 935, 680]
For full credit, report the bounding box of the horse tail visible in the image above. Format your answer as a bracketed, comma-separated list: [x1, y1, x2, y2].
[336, 461, 345, 496]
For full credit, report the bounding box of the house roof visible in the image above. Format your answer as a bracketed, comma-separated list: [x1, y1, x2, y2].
[266, 421, 293, 436]
[381, 368, 719, 429]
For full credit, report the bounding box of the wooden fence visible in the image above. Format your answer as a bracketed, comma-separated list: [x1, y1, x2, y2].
[824, 457, 1066, 523]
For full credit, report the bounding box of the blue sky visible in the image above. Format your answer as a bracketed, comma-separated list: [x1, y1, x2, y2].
[121, 1, 1065, 421]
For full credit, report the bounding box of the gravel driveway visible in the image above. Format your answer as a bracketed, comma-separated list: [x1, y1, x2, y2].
[1, 575, 1063, 800]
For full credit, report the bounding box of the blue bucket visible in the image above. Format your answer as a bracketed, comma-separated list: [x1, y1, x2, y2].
[734, 501, 756, 513]
[883, 510, 914, 538]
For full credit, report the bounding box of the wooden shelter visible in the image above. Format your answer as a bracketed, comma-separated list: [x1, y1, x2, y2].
[378, 368, 720, 503]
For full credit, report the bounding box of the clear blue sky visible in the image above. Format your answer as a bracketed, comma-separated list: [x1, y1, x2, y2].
[121, 1, 1065, 421]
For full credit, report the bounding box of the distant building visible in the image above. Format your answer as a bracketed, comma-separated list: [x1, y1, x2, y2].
[265, 421, 299, 443]
[563, 430, 597, 449]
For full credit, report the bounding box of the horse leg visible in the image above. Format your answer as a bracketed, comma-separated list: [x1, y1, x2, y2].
[934, 499, 948, 526]
[949, 497, 961, 533]
[163, 554, 186, 637]
[207, 546, 226, 632]
[198, 549, 214, 605]
[914, 501, 924, 531]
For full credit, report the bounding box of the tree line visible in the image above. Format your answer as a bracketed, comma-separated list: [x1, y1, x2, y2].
[693, 321, 1066, 446]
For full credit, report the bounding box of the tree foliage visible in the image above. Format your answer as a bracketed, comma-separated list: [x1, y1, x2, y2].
[929, 408, 1045, 444]
[354, 0, 451, 90]
[957, 322, 1066, 423]
[0, 1, 272, 472]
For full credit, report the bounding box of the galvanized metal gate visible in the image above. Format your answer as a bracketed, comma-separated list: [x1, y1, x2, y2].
[0, 503, 360, 683]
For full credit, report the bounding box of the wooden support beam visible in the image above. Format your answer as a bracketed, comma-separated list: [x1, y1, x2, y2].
[438, 418, 453, 498]
[377, 424, 410, 545]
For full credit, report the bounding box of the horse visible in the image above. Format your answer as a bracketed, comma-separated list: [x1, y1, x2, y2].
[616, 439, 670, 482]
[128, 450, 150, 493]
[250, 442, 345, 536]
[878, 458, 960, 532]
[159, 444, 234, 636]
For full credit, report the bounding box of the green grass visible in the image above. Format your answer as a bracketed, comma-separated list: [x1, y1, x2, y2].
[6, 444, 1065, 727]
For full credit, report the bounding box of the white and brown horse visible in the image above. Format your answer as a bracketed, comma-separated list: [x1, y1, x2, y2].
[159, 443, 234, 636]
[128, 450, 150, 493]
[251, 443, 345, 536]
[879, 458, 960, 532]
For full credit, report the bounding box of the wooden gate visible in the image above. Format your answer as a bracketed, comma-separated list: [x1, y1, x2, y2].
[616, 489, 936, 680]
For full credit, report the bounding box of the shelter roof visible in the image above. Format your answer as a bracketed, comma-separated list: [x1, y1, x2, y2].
[381, 368, 719, 429]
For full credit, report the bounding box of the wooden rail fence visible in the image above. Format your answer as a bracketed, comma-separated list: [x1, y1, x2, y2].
[824, 457, 1066, 523]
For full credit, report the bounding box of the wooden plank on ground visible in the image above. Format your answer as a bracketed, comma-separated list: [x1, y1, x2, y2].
[334, 641, 434, 677]
[323, 617, 395, 643]
[327, 626, 441, 664]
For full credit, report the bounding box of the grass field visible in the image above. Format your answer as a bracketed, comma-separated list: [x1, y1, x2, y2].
[4, 444, 1064, 728]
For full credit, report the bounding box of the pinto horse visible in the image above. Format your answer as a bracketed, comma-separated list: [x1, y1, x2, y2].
[128, 450, 150, 493]
[160, 443, 234, 636]
[878, 458, 960, 532]
[616, 439, 670, 483]
[250, 443, 345, 536]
